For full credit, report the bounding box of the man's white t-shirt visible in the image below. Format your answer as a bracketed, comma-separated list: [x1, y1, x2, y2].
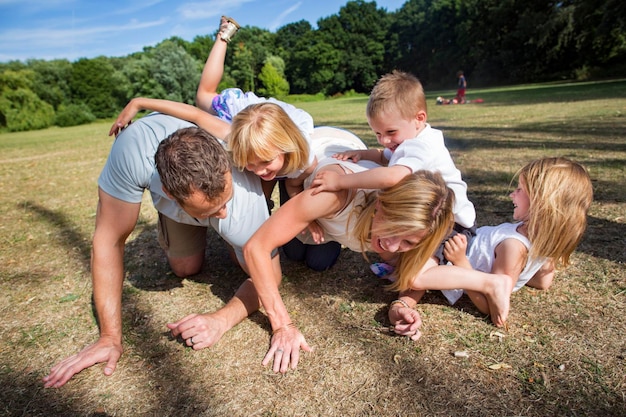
[98, 112, 269, 266]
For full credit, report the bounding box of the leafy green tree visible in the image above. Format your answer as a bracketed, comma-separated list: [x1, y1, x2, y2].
[223, 27, 277, 92]
[317, 0, 391, 93]
[27, 59, 72, 110]
[69, 56, 119, 118]
[276, 20, 314, 54]
[568, 0, 626, 75]
[188, 35, 216, 62]
[106, 56, 133, 111]
[116, 53, 157, 101]
[386, 0, 465, 87]
[293, 37, 344, 95]
[161, 36, 192, 54]
[3, 0, 625, 132]
[0, 68, 34, 90]
[0, 69, 55, 131]
[0, 61, 27, 72]
[275, 20, 315, 93]
[147, 39, 201, 103]
[229, 42, 257, 92]
[0, 89, 55, 131]
[258, 58, 289, 97]
[265, 55, 286, 78]
[277, 21, 345, 95]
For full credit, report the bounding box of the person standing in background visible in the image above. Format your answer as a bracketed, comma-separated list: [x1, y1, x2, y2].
[455, 70, 467, 104]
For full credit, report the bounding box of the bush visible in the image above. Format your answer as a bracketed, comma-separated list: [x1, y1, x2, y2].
[258, 62, 290, 98]
[0, 88, 55, 131]
[331, 89, 367, 99]
[55, 103, 96, 127]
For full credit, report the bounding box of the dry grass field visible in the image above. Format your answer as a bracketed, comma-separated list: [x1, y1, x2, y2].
[0, 80, 624, 416]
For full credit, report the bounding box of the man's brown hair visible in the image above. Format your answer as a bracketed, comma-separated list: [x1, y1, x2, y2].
[155, 127, 231, 205]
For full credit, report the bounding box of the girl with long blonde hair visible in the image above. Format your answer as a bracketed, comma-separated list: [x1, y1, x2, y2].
[442, 157, 593, 315]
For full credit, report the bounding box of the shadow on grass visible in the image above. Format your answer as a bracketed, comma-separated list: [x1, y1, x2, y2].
[443, 122, 626, 152]
[13, 195, 624, 415]
[18, 200, 251, 297]
[580, 216, 626, 264]
[11, 202, 224, 414]
[0, 371, 111, 417]
[0, 294, 221, 416]
[123, 223, 251, 298]
[281, 259, 625, 416]
[3, 265, 622, 416]
[349, 331, 625, 416]
[0, 208, 438, 415]
[20, 201, 92, 269]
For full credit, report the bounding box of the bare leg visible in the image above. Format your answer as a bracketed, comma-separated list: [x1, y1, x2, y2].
[211, 253, 283, 334]
[167, 251, 205, 277]
[465, 290, 488, 314]
[411, 263, 512, 327]
[159, 214, 207, 277]
[196, 24, 229, 112]
[466, 269, 518, 321]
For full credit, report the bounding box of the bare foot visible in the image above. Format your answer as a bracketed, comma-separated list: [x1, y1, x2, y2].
[484, 274, 513, 327]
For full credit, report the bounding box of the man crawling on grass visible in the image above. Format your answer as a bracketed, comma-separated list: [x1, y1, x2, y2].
[43, 113, 282, 388]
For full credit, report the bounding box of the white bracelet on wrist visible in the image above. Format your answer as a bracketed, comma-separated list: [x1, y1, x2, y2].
[390, 299, 411, 309]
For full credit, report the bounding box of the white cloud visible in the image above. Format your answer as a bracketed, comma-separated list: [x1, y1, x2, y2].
[268, 1, 301, 31]
[0, 18, 167, 50]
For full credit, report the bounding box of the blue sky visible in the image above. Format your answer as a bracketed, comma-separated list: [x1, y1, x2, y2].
[0, 0, 405, 63]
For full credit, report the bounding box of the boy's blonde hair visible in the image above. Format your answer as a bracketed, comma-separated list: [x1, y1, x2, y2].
[228, 103, 310, 176]
[517, 157, 593, 268]
[366, 70, 427, 121]
[351, 170, 455, 292]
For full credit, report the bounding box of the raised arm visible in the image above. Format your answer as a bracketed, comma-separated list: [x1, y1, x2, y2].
[109, 97, 231, 140]
[44, 188, 140, 388]
[311, 164, 411, 194]
[243, 166, 348, 372]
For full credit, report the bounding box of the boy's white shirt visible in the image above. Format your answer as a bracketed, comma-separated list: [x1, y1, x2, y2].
[382, 123, 476, 228]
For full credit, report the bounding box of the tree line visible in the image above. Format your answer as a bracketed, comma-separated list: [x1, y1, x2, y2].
[1, 0, 624, 132]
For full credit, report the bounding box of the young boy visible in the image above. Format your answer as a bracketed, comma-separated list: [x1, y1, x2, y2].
[310, 70, 476, 270]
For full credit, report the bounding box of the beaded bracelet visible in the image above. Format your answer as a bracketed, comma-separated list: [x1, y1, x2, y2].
[272, 322, 296, 335]
[390, 299, 411, 309]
